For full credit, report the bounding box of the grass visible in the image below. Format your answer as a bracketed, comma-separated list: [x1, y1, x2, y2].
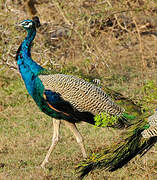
[0, 70, 157, 180]
[0, 0, 157, 179]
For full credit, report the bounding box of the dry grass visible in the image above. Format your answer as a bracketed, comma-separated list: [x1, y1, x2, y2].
[0, 0, 157, 179]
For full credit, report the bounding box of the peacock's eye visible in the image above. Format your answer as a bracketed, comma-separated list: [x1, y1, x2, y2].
[25, 22, 29, 25]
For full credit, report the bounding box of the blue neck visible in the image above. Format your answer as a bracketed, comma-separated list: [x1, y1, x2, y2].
[17, 28, 43, 74]
[17, 28, 44, 96]
[21, 29, 36, 57]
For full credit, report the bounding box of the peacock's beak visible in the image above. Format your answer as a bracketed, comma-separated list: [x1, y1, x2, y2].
[15, 21, 23, 27]
[15, 22, 24, 32]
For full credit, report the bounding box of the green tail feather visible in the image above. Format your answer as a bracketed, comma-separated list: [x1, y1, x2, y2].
[114, 112, 137, 128]
[77, 114, 157, 179]
[122, 113, 136, 120]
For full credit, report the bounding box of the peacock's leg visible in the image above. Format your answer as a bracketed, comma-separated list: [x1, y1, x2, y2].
[64, 121, 87, 158]
[41, 118, 60, 168]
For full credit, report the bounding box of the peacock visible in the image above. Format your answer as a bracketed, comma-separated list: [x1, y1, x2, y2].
[15, 16, 138, 168]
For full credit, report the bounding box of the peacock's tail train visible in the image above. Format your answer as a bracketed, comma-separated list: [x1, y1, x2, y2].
[77, 113, 157, 179]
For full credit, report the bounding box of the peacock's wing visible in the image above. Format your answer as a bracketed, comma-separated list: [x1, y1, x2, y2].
[43, 89, 76, 117]
[141, 111, 157, 138]
[38, 74, 124, 116]
[142, 125, 157, 138]
[148, 111, 157, 126]
[42, 89, 95, 123]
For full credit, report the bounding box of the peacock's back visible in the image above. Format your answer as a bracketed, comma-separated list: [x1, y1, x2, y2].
[39, 74, 124, 116]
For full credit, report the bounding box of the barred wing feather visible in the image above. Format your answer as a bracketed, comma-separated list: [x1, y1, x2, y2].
[39, 74, 124, 116]
[142, 126, 157, 138]
[148, 111, 157, 126]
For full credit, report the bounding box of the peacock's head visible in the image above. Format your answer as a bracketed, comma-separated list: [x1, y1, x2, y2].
[18, 17, 41, 31]
[18, 19, 34, 30]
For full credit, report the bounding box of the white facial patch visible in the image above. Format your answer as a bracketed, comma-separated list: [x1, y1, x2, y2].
[21, 21, 33, 28]
[25, 21, 32, 28]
